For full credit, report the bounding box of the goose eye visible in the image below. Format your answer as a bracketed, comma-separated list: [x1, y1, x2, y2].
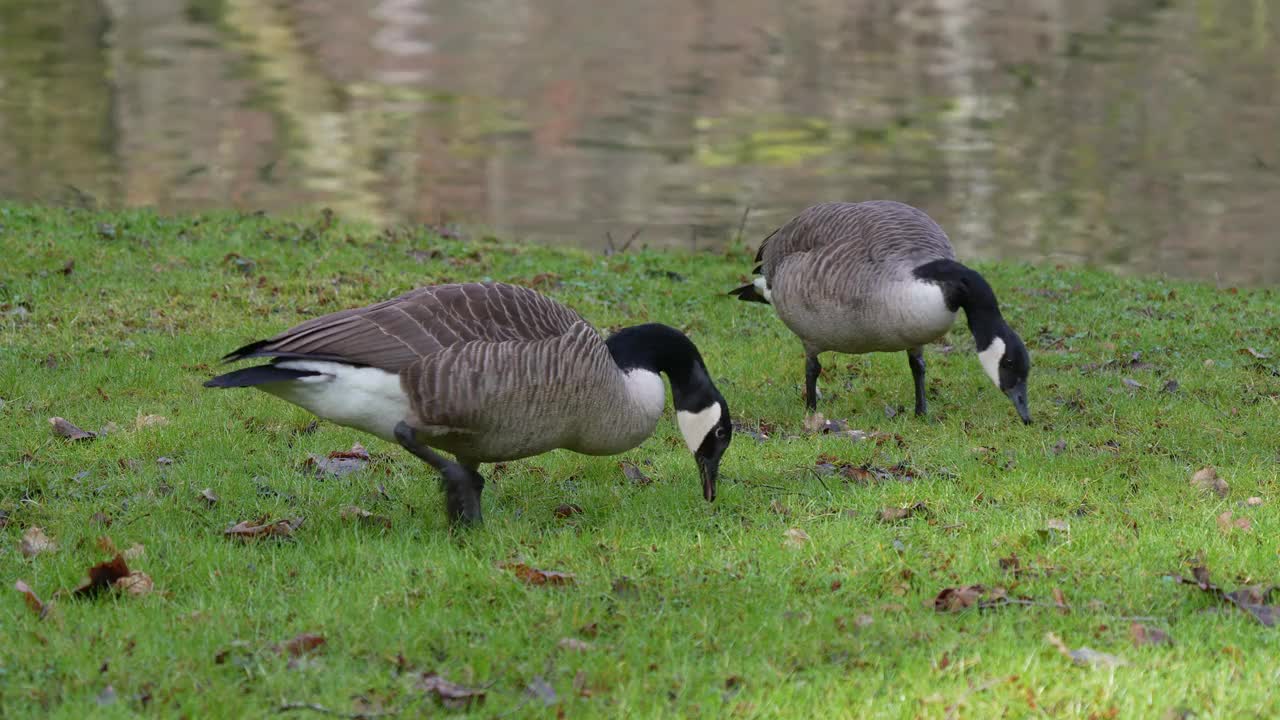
[714, 426, 727, 440]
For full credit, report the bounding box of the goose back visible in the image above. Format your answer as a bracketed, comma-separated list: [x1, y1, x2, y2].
[760, 202, 960, 354]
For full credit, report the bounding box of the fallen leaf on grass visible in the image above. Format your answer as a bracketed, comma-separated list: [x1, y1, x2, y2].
[198, 488, 218, 507]
[224, 517, 304, 541]
[1130, 623, 1172, 647]
[784, 528, 810, 548]
[1240, 347, 1270, 360]
[999, 554, 1021, 572]
[1122, 378, 1144, 389]
[1245, 496, 1263, 506]
[279, 633, 326, 657]
[619, 460, 652, 486]
[1046, 632, 1126, 668]
[15, 580, 48, 618]
[49, 417, 95, 441]
[933, 585, 1009, 612]
[115, 572, 154, 597]
[878, 502, 929, 523]
[339, 505, 391, 529]
[305, 443, 371, 478]
[1216, 511, 1252, 533]
[1190, 467, 1229, 498]
[802, 412, 858, 435]
[553, 503, 583, 519]
[134, 413, 169, 430]
[73, 554, 152, 598]
[525, 676, 557, 706]
[501, 562, 575, 586]
[20, 526, 57, 557]
[1174, 565, 1279, 626]
[417, 672, 486, 710]
[1052, 587, 1071, 614]
[557, 638, 592, 652]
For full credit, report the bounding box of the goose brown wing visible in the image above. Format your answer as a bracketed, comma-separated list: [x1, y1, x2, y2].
[402, 321, 615, 449]
[220, 282, 587, 373]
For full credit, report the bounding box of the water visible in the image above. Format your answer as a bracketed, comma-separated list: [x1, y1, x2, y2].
[1, 0, 1277, 283]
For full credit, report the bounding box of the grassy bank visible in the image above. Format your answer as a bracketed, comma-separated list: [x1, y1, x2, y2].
[2, 204, 1277, 718]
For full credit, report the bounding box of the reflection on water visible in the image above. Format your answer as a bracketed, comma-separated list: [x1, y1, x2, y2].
[0, 0, 1277, 283]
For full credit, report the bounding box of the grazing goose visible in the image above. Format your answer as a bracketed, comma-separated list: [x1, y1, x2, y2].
[729, 201, 1031, 424]
[204, 282, 733, 526]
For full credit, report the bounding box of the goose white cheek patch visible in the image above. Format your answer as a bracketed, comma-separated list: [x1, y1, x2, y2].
[677, 404, 722, 454]
[977, 337, 1006, 388]
[753, 276, 772, 303]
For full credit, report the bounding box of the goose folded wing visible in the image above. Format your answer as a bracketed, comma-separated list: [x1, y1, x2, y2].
[220, 283, 587, 372]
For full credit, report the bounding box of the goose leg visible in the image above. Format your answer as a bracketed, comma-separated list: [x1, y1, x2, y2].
[394, 421, 484, 526]
[907, 347, 927, 417]
[804, 352, 821, 412]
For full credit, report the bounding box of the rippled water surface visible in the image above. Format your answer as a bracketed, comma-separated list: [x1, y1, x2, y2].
[1, 0, 1277, 282]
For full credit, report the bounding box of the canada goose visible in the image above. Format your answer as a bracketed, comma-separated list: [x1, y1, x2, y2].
[729, 201, 1031, 424]
[204, 281, 733, 525]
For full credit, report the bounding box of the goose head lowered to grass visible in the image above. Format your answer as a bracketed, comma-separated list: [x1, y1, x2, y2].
[204, 281, 733, 526]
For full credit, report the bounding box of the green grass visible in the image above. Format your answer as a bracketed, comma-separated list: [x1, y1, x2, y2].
[1, 203, 1278, 718]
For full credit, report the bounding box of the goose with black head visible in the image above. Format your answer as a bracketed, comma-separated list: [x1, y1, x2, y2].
[205, 282, 733, 526]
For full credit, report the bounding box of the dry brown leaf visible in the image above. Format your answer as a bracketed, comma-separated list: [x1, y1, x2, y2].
[1045, 632, 1126, 668]
[1191, 467, 1229, 498]
[784, 527, 810, 548]
[305, 444, 370, 477]
[501, 562, 575, 586]
[134, 414, 169, 430]
[1052, 587, 1070, 614]
[73, 554, 133, 598]
[417, 672, 486, 710]
[1216, 511, 1252, 533]
[878, 502, 929, 523]
[15, 580, 47, 618]
[224, 517, 304, 540]
[280, 632, 327, 657]
[619, 460, 653, 486]
[1245, 496, 1263, 506]
[96, 536, 119, 555]
[1130, 623, 1172, 647]
[998, 554, 1021, 573]
[934, 585, 981, 612]
[49, 416, 96, 441]
[557, 638, 592, 652]
[123, 543, 145, 561]
[115, 572, 154, 597]
[198, 488, 218, 507]
[20, 526, 57, 558]
[339, 505, 392, 528]
[553, 503, 583, 519]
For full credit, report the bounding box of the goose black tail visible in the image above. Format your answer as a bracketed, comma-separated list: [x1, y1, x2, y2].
[203, 365, 321, 388]
[728, 284, 770, 305]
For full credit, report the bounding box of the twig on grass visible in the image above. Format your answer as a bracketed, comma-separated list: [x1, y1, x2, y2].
[277, 701, 397, 719]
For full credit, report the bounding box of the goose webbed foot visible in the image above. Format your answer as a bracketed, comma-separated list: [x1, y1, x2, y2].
[394, 421, 484, 526]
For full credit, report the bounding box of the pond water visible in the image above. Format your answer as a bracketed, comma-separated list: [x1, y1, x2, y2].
[1, 0, 1277, 283]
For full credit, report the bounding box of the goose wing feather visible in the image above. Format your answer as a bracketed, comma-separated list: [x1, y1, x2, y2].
[758, 201, 956, 281]
[403, 321, 618, 458]
[221, 282, 586, 372]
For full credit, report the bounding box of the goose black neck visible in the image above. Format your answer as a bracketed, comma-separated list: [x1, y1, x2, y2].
[606, 323, 716, 411]
[913, 259, 1006, 350]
